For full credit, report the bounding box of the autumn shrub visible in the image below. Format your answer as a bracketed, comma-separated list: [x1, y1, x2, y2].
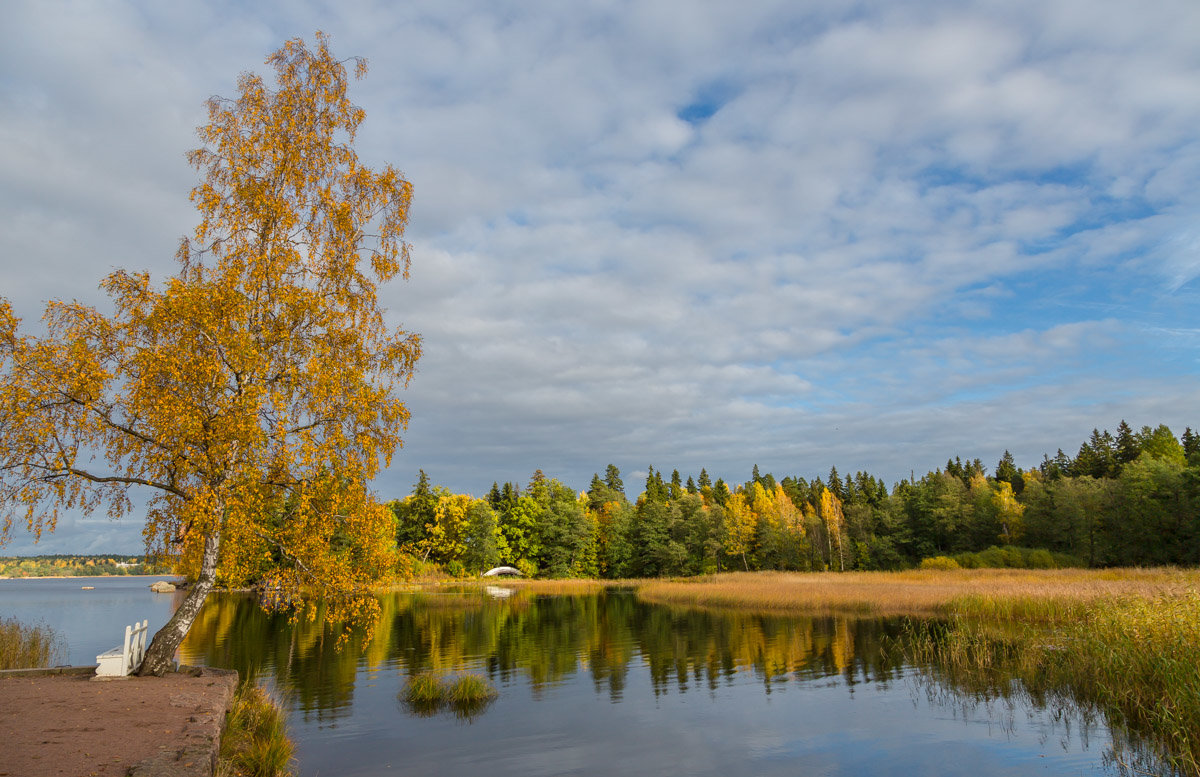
[218, 683, 294, 777]
[951, 546, 1082, 570]
[0, 617, 62, 670]
[919, 556, 959, 571]
[1025, 549, 1056, 569]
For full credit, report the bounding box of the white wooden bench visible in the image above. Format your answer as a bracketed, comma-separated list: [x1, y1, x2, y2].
[95, 620, 149, 677]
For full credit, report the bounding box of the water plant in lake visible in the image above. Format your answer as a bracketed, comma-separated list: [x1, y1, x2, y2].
[0, 616, 62, 670]
[401, 670, 498, 720]
[218, 682, 295, 777]
[401, 670, 447, 716]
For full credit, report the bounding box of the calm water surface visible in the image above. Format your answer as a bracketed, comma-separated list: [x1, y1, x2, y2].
[0, 579, 1158, 776]
[0, 575, 183, 664]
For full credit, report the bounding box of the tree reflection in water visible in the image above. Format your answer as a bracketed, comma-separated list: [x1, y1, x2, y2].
[179, 588, 1173, 776]
[181, 588, 908, 715]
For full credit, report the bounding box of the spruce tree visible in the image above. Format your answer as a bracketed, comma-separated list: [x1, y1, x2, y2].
[669, 469, 684, 500]
[1116, 420, 1139, 465]
[605, 464, 625, 495]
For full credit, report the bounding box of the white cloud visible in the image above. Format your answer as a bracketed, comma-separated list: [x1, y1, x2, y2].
[2, 0, 1199, 549]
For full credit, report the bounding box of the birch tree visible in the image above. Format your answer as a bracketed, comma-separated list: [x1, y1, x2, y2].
[0, 34, 419, 674]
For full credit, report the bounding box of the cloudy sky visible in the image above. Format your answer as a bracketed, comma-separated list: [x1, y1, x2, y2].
[3, 0, 1199, 554]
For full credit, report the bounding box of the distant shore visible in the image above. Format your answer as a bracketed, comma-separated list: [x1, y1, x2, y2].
[0, 574, 183, 581]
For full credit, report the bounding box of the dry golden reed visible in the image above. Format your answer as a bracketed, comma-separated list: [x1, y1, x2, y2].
[635, 568, 1200, 618]
[0, 617, 62, 670]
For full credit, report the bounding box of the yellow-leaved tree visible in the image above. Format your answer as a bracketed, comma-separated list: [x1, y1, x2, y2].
[0, 34, 419, 675]
[818, 487, 845, 572]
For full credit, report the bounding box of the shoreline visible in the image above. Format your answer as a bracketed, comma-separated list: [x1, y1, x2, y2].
[0, 574, 183, 580]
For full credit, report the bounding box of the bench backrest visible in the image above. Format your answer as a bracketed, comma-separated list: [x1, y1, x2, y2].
[123, 620, 149, 674]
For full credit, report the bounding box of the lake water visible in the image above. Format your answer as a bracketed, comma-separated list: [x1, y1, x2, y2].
[0, 578, 1166, 776]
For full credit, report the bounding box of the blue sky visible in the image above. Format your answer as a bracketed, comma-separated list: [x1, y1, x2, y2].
[2, 0, 1198, 554]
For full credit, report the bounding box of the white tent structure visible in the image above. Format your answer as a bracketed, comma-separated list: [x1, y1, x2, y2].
[481, 566, 523, 577]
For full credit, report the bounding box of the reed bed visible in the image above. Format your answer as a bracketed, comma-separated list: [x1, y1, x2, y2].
[635, 568, 1199, 618]
[217, 683, 294, 777]
[469, 578, 620, 596]
[0, 617, 63, 670]
[903, 593, 1200, 775]
[1053, 594, 1200, 774]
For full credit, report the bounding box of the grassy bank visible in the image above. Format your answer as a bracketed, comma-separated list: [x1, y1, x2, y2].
[636, 568, 1198, 616]
[218, 683, 294, 777]
[0, 617, 62, 670]
[636, 569, 1200, 774]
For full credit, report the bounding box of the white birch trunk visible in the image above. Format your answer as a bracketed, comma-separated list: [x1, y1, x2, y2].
[136, 529, 221, 676]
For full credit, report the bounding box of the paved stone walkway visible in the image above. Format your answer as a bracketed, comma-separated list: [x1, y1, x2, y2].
[0, 666, 237, 777]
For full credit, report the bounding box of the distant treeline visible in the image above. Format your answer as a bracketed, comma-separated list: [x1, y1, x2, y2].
[391, 420, 1200, 577]
[0, 555, 163, 577]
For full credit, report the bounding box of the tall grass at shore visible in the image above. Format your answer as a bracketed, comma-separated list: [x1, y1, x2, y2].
[1049, 594, 1200, 774]
[218, 683, 294, 777]
[905, 594, 1200, 775]
[0, 617, 62, 670]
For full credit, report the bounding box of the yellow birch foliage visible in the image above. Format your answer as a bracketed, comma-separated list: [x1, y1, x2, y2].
[992, 480, 1025, 545]
[0, 34, 418, 653]
[818, 488, 845, 572]
[420, 493, 472, 564]
[724, 489, 757, 571]
[773, 483, 805, 541]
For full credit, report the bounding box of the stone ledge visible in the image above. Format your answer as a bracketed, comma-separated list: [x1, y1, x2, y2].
[0, 664, 238, 777]
[0, 664, 97, 678]
[128, 666, 239, 777]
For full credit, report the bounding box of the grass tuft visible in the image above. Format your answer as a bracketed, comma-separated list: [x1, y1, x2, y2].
[218, 683, 294, 777]
[401, 671, 497, 720]
[401, 670, 447, 715]
[0, 617, 63, 670]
